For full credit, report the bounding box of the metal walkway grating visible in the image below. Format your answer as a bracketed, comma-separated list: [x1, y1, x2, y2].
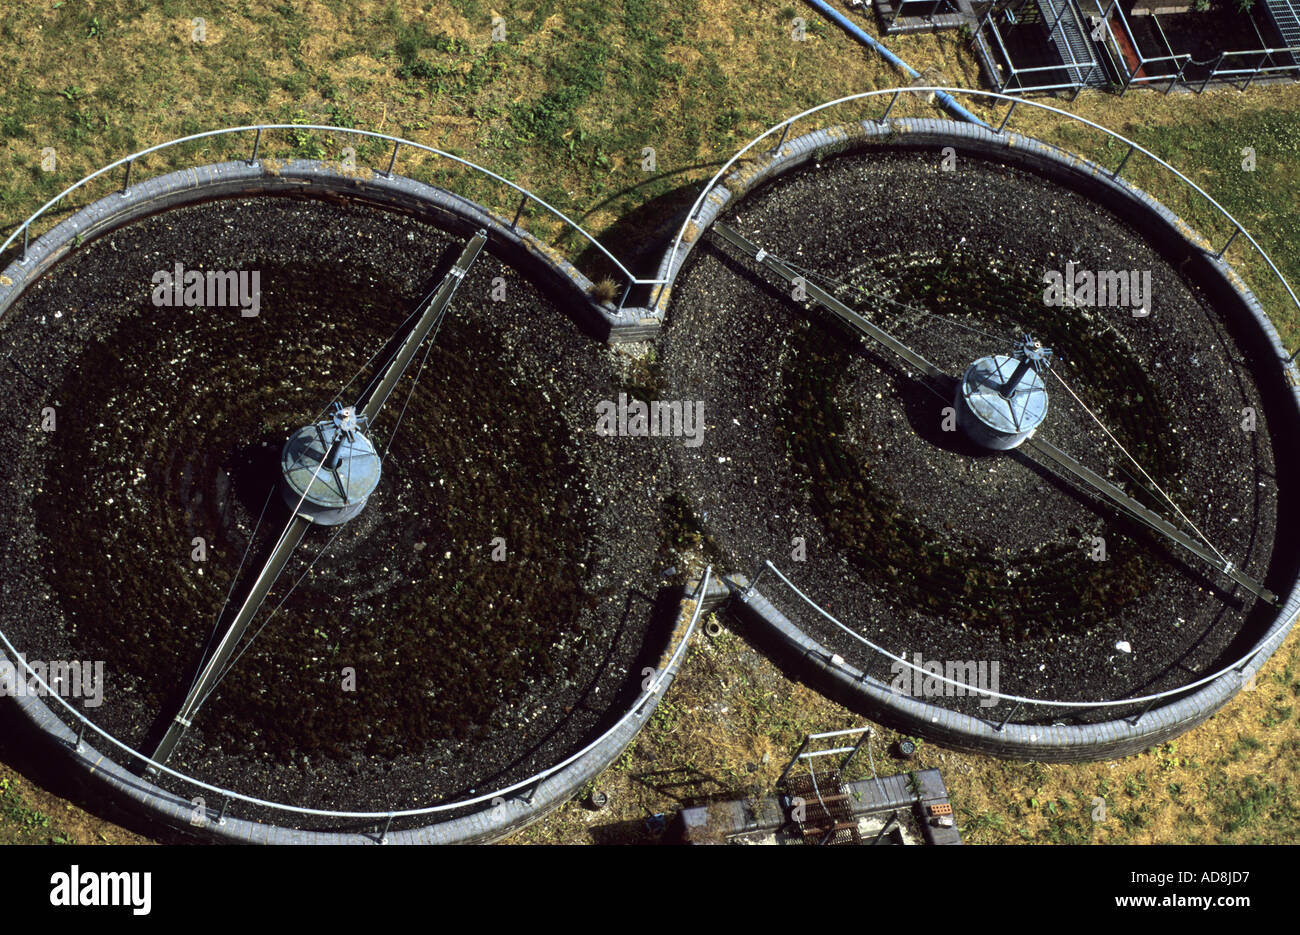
[1265, 0, 1300, 53]
[1037, 0, 1108, 86]
[786, 772, 864, 845]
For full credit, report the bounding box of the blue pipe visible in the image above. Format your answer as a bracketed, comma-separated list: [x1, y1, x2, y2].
[802, 0, 990, 128]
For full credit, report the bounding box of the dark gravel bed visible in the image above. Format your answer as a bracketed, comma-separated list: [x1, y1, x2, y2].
[659, 147, 1293, 721]
[0, 195, 679, 827]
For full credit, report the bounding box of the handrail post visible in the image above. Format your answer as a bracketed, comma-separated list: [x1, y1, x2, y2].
[1166, 56, 1188, 95]
[383, 140, 400, 178]
[21, 223, 30, 263]
[773, 120, 793, 151]
[1242, 52, 1267, 91]
[511, 194, 528, 230]
[995, 702, 1022, 731]
[248, 127, 262, 166]
[120, 159, 134, 196]
[1127, 697, 1157, 726]
[1216, 226, 1239, 260]
[776, 736, 809, 789]
[1110, 142, 1135, 178]
[1199, 51, 1224, 93]
[878, 90, 901, 124]
[840, 728, 871, 773]
[74, 719, 86, 752]
[869, 810, 898, 845]
[522, 777, 543, 804]
[997, 99, 1018, 134]
[616, 278, 633, 312]
[650, 280, 668, 313]
[1073, 64, 1089, 100]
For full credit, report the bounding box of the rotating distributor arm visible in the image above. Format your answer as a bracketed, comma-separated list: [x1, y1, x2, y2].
[1021, 436, 1275, 602]
[709, 222, 1276, 606]
[148, 514, 312, 769]
[148, 229, 489, 770]
[709, 222, 948, 385]
[356, 230, 486, 423]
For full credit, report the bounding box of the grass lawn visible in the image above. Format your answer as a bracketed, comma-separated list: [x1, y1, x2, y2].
[0, 0, 1297, 845]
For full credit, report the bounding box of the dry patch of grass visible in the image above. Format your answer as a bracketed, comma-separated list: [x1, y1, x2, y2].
[517, 617, 1300, 845]
[0, 759, 153, 846]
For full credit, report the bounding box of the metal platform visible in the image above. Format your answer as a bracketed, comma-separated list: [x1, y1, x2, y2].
[975, 0, 1108, 92]
[1037, 0, 1109, 86]
[1265, 0, 1300, 62]
[877, 0, 975, 34]
[676, 768, 963, 845]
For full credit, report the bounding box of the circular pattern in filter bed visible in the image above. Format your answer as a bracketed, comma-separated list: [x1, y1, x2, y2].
[0, 194, 679, 827]
[659, 146, 1297, 721]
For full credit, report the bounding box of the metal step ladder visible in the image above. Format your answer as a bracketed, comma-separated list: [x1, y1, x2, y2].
[1264, 0, 1300, 64]
[777, 728, 878, 846]
[1037, 0, 1108, 86]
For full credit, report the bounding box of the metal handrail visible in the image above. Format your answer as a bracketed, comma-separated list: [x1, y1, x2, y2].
[661, 87, 1300, 345]
[0, 567, 712, 822]
[1083, 0, 1300, 87]
[0, 124, 666, 289]
[761, 561, 1287, 711]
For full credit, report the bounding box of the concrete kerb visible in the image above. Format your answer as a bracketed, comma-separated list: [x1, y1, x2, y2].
[659, 119, 1300, 761]
[0, 159, 699, 842]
